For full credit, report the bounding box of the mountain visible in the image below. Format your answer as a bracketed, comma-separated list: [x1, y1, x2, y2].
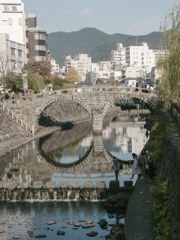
[48, 27, 162, 67]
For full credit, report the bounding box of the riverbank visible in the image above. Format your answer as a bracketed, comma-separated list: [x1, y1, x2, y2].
[124, 175, 157, 240]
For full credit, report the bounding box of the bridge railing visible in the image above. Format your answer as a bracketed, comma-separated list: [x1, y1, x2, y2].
[47, 85, 158, 96]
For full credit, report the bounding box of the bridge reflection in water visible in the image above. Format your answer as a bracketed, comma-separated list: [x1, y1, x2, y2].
[0, 112, 149, 189]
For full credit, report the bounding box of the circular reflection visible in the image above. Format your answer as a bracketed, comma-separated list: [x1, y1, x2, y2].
[38, 131, 93, 167]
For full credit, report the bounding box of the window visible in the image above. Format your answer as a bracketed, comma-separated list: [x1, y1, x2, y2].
[11, 48, 16, 55]
[9, 18, 12, 25]
[35, 45, 46, 51]
[2, 20, 8, 25]
[35, 34, 46, 40]
[35, 56, 46, 61]
[18, 50, 22, 57]
[19, 18, 22, 25]
[4, 6, 10, 11]
[11, 60, 16, 68]
[12, 6, 17, 11]
[18, 62, 22, 69]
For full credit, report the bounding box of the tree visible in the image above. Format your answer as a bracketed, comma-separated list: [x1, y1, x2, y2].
[22, 61, 49, 81]
[6, 74, 23, 92]
[65, 67, 82, 84]
[0, 54, 17, 91]
[158, 4, 180, 109]
[28, 73, 46, 93]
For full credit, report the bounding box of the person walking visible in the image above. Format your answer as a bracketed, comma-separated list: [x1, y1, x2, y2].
[139, 149, 149, 175]
[130, 153, 143, 180]
[112, 157, 121, 182]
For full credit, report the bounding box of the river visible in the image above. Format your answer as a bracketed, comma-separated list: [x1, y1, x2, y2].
[0, 112, 149, 240]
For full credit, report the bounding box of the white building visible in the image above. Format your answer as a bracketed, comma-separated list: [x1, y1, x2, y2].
[0, 0, 27, 47]
[0, 0, 28, 76]
[110, 71, 122, 80]
[150, 50, 170, 86]
[125, 64, 143, 79]
[111, 43, 126, 66]
[125, 42, 155, 74]
[50, 58, 59, 74]
[65, 54, 91, 81]
[87, 63, 99, 84]
[0, 33, 26, 75]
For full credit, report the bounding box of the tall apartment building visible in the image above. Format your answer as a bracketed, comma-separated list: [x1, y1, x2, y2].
[27, 14, 49, 62]
[125, 42, 155, 74]
[50, 58, 59, 74]
[111, 43, 126, 66]
[65, 54, 91, 81]
[0, 0, 28, 76]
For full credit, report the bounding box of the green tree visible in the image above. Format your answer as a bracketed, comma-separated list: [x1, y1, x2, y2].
[6, 74, 23, 92]
[28, 73, 46, 93]
[65, 67, 82, 84]
[158, 4, 180, 109]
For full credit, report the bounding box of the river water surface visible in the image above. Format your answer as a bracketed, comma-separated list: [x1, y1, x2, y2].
[0, 112, 149, 240]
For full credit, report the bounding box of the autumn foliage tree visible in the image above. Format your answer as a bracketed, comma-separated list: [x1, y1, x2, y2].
[65, 67, 82, 84]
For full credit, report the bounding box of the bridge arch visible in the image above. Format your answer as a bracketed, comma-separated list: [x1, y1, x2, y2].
[33, 86, 158, 133]
[35, 95, 92, 125]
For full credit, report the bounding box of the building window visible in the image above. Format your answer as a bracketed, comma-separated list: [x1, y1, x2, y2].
[18, 50, 22, 57]
[19, 18, 22, 25]
[18, 62, 22, 69]
[4, 6, 10, 11]
[2, 20, 8, 25]
[12, 6, 17, 11]
[35, 56, 46, 61]
[11, 48, 16, 55]
[9, 18, 12, 25]
[11, 60, 16, 68]
[35, 45, 46, 51]
[35, 34, 46, 40]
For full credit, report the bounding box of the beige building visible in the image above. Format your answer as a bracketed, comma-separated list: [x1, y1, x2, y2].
[65, 54, 91, 81]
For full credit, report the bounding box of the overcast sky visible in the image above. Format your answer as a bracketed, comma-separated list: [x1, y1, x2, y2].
[22, 0, 178, 35]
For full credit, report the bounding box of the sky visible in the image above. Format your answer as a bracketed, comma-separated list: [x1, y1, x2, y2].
[22, 0, 179, 35]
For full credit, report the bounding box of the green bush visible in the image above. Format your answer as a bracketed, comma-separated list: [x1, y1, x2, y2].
[151, 179, 171, 240]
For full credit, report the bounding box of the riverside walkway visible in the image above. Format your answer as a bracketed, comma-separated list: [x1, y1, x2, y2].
[124, 175, 157, 240]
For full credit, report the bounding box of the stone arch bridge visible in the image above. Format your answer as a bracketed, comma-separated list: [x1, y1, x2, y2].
[35, 86, 158, 133]
[2, 85, 158, 136]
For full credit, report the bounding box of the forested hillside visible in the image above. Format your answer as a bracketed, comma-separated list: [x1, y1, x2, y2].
[48, 27, 162, 67]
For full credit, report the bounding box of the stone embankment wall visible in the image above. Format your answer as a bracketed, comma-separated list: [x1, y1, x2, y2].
[160, 130, 180, 239]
